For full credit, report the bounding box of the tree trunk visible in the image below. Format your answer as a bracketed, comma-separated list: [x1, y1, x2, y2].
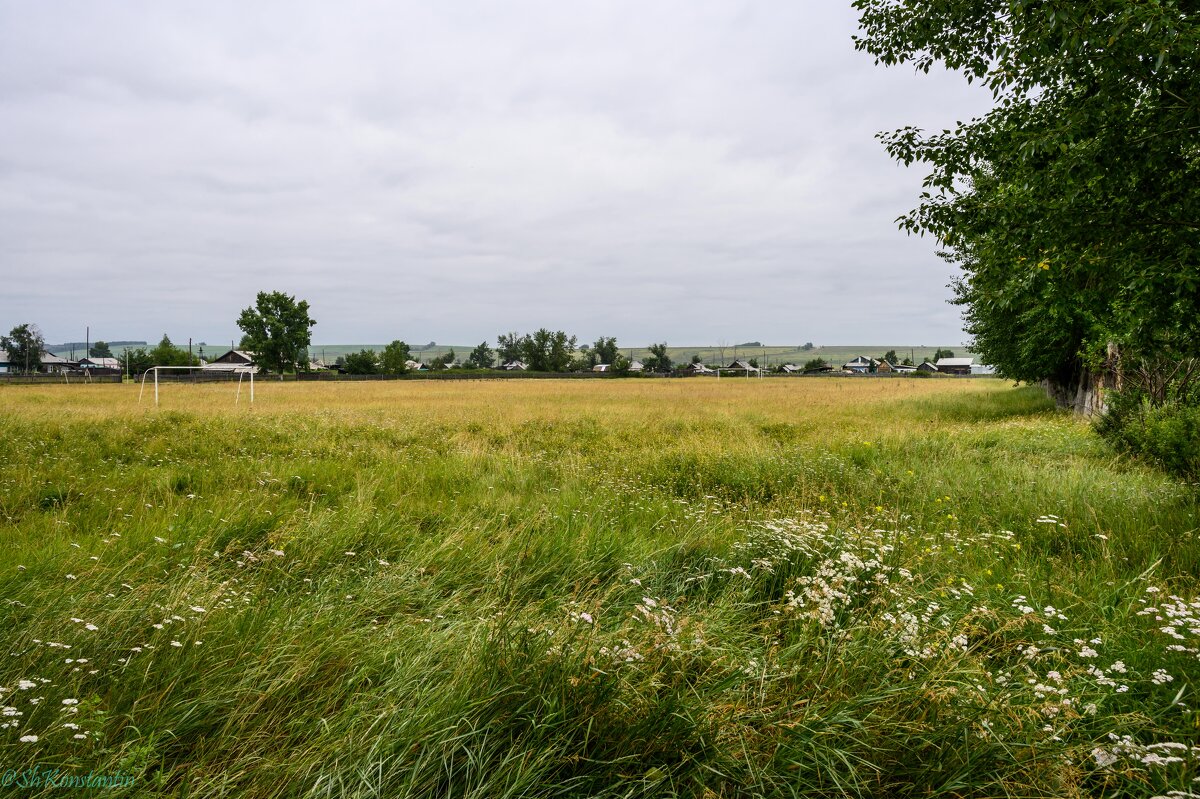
[1042, 344, 1119, 416]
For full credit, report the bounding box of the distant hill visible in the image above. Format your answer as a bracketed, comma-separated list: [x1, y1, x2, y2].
[47, 341, 146, 357]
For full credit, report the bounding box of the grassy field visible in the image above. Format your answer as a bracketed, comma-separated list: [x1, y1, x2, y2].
[1, 379, 1196, 797]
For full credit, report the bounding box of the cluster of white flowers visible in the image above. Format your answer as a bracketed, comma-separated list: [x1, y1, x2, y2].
[1092, 734, 1200, 772]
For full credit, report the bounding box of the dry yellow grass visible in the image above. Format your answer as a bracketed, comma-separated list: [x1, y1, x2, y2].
[0, 375, 1005, 427]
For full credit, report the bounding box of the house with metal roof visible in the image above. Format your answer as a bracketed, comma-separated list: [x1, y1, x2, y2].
[0, 350, 75, 374]
[723, 359, 759, 374]
[203, 349, 259, 373]
[842, 356, 877, 373]
[79, 356, 120, 370]
[936, 357, 974, 375]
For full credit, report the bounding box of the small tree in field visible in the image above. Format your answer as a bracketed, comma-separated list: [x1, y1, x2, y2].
[2, 324, 45, 374]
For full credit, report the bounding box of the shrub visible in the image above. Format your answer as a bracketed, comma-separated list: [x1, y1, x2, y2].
[1097, 390, 1200, 479]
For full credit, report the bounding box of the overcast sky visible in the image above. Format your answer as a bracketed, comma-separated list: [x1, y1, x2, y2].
[0, 1, 992, 347]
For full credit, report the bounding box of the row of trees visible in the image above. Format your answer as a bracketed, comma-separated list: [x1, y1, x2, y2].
[332, 332, 684, 376]
[855, 0, 1198, 405]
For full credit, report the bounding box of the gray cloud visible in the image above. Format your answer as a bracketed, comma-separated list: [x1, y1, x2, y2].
[0, 1, 992, 347]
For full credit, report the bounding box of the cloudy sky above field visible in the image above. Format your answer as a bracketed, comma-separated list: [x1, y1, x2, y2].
[0, 1, 992, 348]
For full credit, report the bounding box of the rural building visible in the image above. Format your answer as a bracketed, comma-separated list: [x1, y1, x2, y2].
[917, 361, 940, 373]
[842, 356, 877, 373]
[723, 360, 760, 374]
[687, 363, 716, 374]
[501, 360, 528, 371]
[209, 349, 255, 365]
[1, 350, 76, 374]
[876, 360, 894, 373]
[79, 356, 121, 370]
[780, 364, 803, 373]
[405, 360, 428, 371]
[893, 364, 917, 374]
[971, 363, 997, 375]
[936, 357, 974, 375]
[627, 361, 645, 373]
[204, 349, 258, 373]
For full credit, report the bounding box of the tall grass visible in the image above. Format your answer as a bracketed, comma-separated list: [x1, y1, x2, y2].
[0, 379, 1197, 797]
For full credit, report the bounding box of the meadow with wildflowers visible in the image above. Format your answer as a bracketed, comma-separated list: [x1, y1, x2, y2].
[1, 378, 1197, 798]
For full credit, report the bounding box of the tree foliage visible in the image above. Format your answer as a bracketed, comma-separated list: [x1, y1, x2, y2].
[853, 1, 1200, 392]
[1, 323, 45, 374]
[429, 349, 456, 370]
[496, 330, 578, 371]
[343, 349, 379, 375]
[149, 334, 198, 367]
[468, 342, 494, 369]
[592, 336, 619, 367]
[380, 341, 412, 375]
[803, 357, 829, 372]
[89, 341, 114, 359]
[236, 291, 315, 374]
[645, 343, 672, 373]
[121, 348, 153, 375]
[496, 333, 523, 364]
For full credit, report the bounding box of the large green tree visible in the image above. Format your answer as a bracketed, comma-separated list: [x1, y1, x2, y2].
[2, 323, 45, 374]
[236, 292, 316, 374]
[854, 1, 1200, 401]
[89, 341, 114, 359]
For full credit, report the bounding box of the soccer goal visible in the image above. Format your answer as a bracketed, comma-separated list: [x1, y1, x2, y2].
[138, 366, 256, 407]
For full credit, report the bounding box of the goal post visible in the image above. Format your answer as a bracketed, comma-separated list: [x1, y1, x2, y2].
[137, 366, 255, 407]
